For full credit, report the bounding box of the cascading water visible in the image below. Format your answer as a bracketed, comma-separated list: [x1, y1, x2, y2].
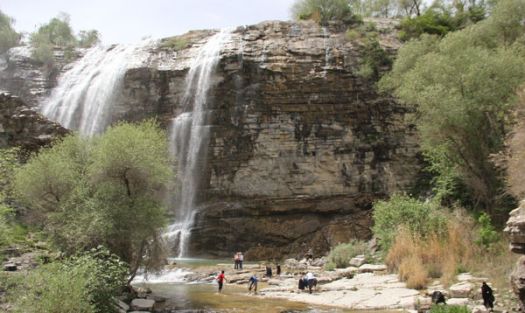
[41, 42, 151, 136]
[166, 30, 232, 258]
[322, 27, 331, 75]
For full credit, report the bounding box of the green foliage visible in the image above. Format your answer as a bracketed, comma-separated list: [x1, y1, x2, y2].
[13, 262, 94, 313]
[0, 10, 20, 54]
[68, 246, 128, 313]
[30, 13, 102, 64]
[372, 194, 447, 250]
[160, 36, 189, 50]
[291, 0, 354, 25]
[12, 248, 126, 313]
[379, 0, 525, 213]
[78, 30, 100, 48]
[327, 240, 369, 268]
[14, 121, 170, 278]
[430, 305, 471, 313]
[324, 261, 336, 271]
[476, 212, 499, 248]
[358, 37, 391, 79]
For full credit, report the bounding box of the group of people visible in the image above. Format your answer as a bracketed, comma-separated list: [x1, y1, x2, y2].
[432, 282, 495, 311]
[233, 252, 244, 270]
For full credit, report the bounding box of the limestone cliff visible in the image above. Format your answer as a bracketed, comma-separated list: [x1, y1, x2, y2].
[0, 19, 421, 258]
[0, 93, 68, 151]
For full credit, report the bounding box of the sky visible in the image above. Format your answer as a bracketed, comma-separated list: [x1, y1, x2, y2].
[1, 0, 297, 44]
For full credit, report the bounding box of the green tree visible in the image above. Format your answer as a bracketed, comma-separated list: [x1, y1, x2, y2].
[0, 9, 20, 54]
[14, 121, 171, 281]
[379, 0, 525, 214]
[291, 0, 354, 25]
[78, 30, 100, 48]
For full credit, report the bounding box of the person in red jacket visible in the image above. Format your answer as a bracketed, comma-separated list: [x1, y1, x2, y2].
[216, 270, 227, 293]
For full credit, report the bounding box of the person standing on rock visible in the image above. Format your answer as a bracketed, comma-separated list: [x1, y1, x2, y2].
[276, 263, 281, 276]
[216, 270, 227, 293]
[482, 281, 495, 311]
[239, 252, 244, 270]
[234, 253, 239, 270]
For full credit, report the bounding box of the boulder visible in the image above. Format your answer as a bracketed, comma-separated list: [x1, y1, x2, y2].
[449, 282, 474, 298]
[130, 298, 155, 311]
[506, 202, 525, 310]
[349, 255, 366, 267]
[358, 264, 387, 273]
[3, 263, 17, 271]
[447, 298, 469, 306]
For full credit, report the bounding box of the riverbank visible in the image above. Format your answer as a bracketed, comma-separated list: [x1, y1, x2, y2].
[133, 258, 521, 312]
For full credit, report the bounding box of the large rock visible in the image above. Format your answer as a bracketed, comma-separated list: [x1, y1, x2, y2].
[506, 202, 525, 310]
[448, 282, 474, 298]
[130, 298, 155, 311]
[0, 93, 68, 151]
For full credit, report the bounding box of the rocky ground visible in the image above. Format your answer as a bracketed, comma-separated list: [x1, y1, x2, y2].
[144, 257, 522, 313]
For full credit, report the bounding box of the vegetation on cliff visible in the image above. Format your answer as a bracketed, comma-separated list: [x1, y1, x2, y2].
[30, 13, 100, 65]
[0, 10, 20, 54]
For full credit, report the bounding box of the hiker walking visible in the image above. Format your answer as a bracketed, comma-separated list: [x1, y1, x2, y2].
[265, 264, 272, 278]
[481, 282, 495, 311]
[216, 270, 227, 293]
[248, 273, 258, 293]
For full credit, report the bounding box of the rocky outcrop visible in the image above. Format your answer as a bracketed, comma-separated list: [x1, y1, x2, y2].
[114, 19, 419, 257]
[1, 19, 420, 257]
[0, 93, 68, 151]
[505, 201, 525, 310]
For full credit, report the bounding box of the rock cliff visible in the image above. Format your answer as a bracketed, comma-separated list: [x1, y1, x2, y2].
[0, 19, 421, 258]
[0, 93, 68, 151]
[505, 201, 525, 310]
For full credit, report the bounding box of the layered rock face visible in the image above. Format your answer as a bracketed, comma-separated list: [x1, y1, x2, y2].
[116, 19, 420, 258]
[505, 202, 525, 310]
[0, 93, 68, 151]
[1, 19, 421, 258]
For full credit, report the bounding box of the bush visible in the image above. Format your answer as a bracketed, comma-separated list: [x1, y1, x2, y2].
[476, 212, 499, 249]
[327, 240, 368, 268]
[430, 305, 471, 313]
[12, 248, 127, 313]
[0, 10, 20, 54]
[291, 0, 354, 25]
[358, 37, 391, 80]
[372, 194, 447, 251]
[78, 30, 100, 48]
[160, 36, 189, 50]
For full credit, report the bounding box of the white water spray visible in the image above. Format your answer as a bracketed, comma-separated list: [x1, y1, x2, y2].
[41, 42, 151, 136]
[166, 30, 232, 257]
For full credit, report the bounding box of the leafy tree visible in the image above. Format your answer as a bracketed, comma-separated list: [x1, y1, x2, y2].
[379, 0, 525, 214]
[14, 121, 171, 281]
[291, 0, 354, 25]
[0, 9, 20, 54]
[476, 212, 499, 248]
[78, 30, 100, 48]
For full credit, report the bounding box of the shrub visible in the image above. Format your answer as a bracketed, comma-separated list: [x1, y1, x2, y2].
[476, 212, 499, 249]
[160, 36, 189, 50]
[430, 305, 471, 313]
[0, 10, 20, 54]
[327, 240, 368, 268]
[12, 248, 126, 313]
[358, 37, 391, 80]
[372, 194, 447, 251]
[399, 254, 428, 289]
[78, 30, 100, 48]
[291, 0, 354, 25]
[13, 262, 95, 313]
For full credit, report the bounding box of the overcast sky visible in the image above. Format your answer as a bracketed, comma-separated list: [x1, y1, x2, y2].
[1, 0, 297, 44]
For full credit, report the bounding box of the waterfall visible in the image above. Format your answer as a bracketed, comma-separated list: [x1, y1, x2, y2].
[322, 27, 331, 75]
[166, 29, 232, 258]
[40, 42, 150, 136]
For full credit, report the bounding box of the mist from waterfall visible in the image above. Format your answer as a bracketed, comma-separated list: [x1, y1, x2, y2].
[40, 42, 150, 136]
[166, 29, 232, 258]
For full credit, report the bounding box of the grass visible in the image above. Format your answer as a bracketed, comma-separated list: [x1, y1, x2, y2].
[159, 36, 189, 50]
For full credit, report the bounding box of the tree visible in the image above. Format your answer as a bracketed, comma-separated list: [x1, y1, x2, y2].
[379, 0, 525, 215]
[14, 120, 171, 281]
[78, 30, 100, 48]
[0, 9, 20, 54]
[291, 0, 354, 25]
